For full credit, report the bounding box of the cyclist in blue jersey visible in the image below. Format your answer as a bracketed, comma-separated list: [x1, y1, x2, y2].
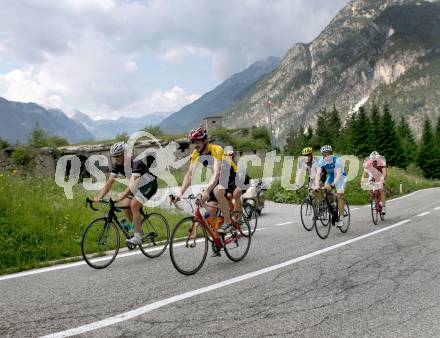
[313, 145, 347, 228]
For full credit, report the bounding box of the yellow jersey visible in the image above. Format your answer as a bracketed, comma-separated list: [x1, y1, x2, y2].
[190, 144, 237, 172]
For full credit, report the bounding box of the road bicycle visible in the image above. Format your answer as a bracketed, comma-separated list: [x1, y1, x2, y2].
[169, 194, 251, 275]
[314, 188, 350, 239]
[81, 198, 170, 269]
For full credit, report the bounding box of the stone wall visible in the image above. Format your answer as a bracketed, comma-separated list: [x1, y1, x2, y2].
[0, 138, 268, 178]
[0, 146, 57, 178]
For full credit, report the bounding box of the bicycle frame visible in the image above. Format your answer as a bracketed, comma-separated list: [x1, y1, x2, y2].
[192, 202, 223, 249]
[184, 195, 245, 249]
[86, 198, 147, 239]
[319, 188, 339, 225]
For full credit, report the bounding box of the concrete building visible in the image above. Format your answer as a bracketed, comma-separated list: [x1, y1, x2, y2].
[202, 116, 223, 130]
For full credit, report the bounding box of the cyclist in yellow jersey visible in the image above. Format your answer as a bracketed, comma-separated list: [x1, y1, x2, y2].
[172, 127, 237, 234]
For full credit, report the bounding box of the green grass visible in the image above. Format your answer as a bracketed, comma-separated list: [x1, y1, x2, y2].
[265, 164, 440, 205]
[0, 174, 186, 274]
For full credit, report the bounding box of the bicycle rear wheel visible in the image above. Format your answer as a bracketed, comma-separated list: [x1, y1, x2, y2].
[315, 200, 331, 239]
[339, 199, 350, 233]
[170, 217, 208, 275]
[243, 202, 258, 236]
[139, 212, 170, 258]
[380, 209, 385, 221]
[300, 198, 315, 231]
[223, 211, 251, 262]
[81, 218, 120, 269]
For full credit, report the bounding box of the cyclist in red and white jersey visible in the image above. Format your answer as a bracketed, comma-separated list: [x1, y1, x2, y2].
[361, 151, 387, 214]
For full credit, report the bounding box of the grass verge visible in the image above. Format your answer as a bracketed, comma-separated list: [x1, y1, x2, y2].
[0, 174, 186, 275]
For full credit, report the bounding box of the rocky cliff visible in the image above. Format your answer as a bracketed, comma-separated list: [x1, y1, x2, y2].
[223, 0, 440, 143]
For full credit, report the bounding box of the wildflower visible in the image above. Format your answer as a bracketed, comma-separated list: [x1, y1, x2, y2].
[11, 169, 17, 176]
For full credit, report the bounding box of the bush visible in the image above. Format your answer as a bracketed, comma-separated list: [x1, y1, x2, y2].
[144, 125, 164, 137]
[28, 128, 69, 148]
[115, 132, 129, 142]
[47, 136, 69, 147]
[11, 146, 34, 165]
[251, 126, 271, 145]
[0, 137, 9, 150]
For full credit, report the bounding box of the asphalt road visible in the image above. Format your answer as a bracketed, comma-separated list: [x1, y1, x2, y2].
[1, 188, 440, 338]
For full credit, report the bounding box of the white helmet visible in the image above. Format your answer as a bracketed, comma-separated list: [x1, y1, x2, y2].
[110, 142, 125, 157]
[369, 151, 380, 161]
[320, 145, 332, 154]
[224, 146, 234, 156]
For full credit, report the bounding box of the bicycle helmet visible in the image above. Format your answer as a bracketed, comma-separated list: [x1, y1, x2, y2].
[224, 146, 235, 156]
[369, 151, 380, 161]
[110, 142, 125, 157]
[301, 147, 313, 155]
[320, 145, 332, 154]
[188, 127, 208, 142]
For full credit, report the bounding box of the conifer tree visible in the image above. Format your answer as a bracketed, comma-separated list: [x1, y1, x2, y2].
[329, 104, 342, 148]
[417, 119, 436, 178]
[378, 103, 404, 166]
[397, 115, 417, 165]
[338, 112, 357, 154]
[315, 108, 332, 146]
[352, 106, 372, 158]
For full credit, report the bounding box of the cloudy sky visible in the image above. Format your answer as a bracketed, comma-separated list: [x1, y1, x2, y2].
[0, 0, 349, 120]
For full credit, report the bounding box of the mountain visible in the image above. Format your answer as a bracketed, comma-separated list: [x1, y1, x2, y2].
[159, 56, 281, 133]
[222, 0, 440, 143]
[71, 111, 170, 140]
[0, 97, 93, 144]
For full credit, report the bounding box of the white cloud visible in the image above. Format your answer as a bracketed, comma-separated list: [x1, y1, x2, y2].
[161, 46, 211, 62]
[112, 85, 200, 120]
[0, 0, 349, 118]
[0, 67, 65, 108]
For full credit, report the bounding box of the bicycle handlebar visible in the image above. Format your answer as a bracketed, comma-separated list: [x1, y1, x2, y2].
[169, 193, 204, 212]
[86, 197, 122, 212]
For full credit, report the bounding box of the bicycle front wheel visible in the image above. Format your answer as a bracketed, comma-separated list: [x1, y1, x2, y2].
[140, 212, 170, 258]
[223, 211, 251, 262]
[339, 199, 350, 233]
[170, 217, 208, 275]
[315, 200, 331, 239]
[370, 197, 379, 225]
[81, 218, 120, 269]
[243, 202, 258, 236]
[300, 198, 315, 231]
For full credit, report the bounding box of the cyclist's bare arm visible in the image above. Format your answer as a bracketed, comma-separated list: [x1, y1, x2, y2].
[175, 162, 196, 201]
[382, 167, 387, 180]
[314, 167, 322, 189]
[96, 175, 115, 201]
[114, 175, 140, 201]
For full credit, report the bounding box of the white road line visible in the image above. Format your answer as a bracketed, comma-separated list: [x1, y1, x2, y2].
[0, 251, 141, 282]
[387, 191, 418, 203]
[275, 221, 296, 226]
[417, 211, 431, 217]
[351, 208, 359, 211]
[0, 228, 267, 282]
[434, 206, 440, 211]
[41, 218, 412, 338]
